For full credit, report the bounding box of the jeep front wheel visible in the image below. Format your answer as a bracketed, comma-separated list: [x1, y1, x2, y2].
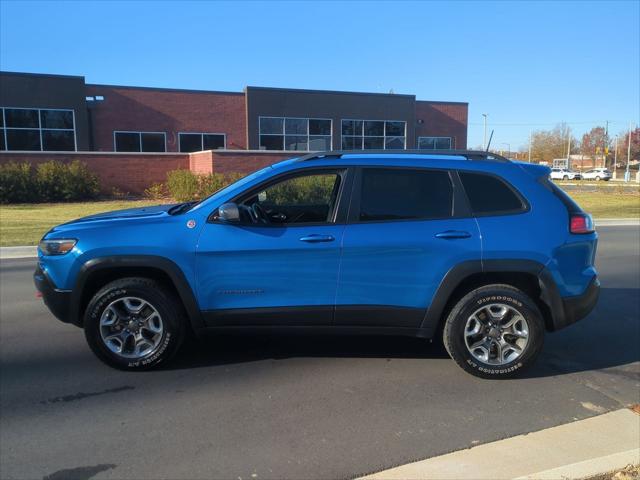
[84, 277, 186, 370]
[443, 284, 544, 378]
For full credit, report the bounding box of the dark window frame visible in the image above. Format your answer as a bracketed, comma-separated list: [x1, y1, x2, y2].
[418, 136, 453, 150]
[178, 132, 226, 152]
[209, 167, 353, 227]
[341, 119, 407, 151]
[113, 131, 166, 152]
[1, 107, 77, 152]
[259, 116, 332, 152]
[457, 170, 529, 217]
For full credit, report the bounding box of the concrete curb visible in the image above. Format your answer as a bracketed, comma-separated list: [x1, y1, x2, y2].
[595, 218, 640, 227]
[359, 408, 640, 480]
[0, 246, 38, 260]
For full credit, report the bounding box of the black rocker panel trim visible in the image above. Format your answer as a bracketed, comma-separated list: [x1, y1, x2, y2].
[334, 305, 425, 327]
[203, 306, 334, 326]
[71, 255, 203, 330]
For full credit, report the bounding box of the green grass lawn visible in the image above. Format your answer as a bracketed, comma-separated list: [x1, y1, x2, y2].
[0, 200, 158, 247]
[569, 191, 640, 219]
[0, 190, 638, 247]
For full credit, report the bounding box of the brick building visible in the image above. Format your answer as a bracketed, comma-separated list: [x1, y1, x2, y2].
[0, 71, 467, 154]
[0, 71, 468, 193]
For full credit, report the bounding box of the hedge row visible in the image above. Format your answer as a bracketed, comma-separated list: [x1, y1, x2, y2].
[0, 161, 100, 203]
[145, 170, 244, 202]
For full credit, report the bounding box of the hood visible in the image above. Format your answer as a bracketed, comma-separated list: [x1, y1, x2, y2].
[60, 203, 176, 226]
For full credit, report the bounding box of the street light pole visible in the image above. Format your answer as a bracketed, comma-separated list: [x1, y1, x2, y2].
[528, 130, 532, 163]
[482, 114, 488, 150]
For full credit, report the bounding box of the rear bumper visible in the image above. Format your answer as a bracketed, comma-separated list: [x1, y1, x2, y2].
[33, 265, 76, 326]
[561, 276, 600, 328]
[538, 267, 600, 331]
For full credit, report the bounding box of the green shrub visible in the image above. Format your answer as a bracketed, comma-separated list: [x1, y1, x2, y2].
[0, 162, 35, 203]
[62, 160, 100, 201]
[166, 170, 243, 201]
[144, 182, 167, 200]
[0, 160, 99, 203]
[166, 169, 200, 201]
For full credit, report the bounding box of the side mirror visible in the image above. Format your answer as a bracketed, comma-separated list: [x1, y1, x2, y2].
[217, 202, 240, 223]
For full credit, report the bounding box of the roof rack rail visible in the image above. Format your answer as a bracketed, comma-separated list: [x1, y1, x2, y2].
[296, 149, 510, 163]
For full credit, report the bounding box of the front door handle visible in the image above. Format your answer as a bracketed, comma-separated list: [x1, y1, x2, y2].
[299, 234, 335, 243]
[435, 230, 471, 239]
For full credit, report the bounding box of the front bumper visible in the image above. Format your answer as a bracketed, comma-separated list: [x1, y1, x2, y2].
[33, 265, 75, 326]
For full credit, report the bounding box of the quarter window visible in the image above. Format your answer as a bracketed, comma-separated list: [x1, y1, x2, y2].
[259, 117, 332, 151]
[1, 107, 76, 151]
[342, 120, 406, 150]
[178, 133, 226, 152]
[358, 168, 453, 221]
[114, 131, 166, 152]
[418, 136, 452, 150]
[459, 172, 525, 214]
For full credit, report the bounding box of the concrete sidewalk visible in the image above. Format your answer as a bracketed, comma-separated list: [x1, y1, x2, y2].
[360, 408, 640, 480]
[0, 246, 38, 260]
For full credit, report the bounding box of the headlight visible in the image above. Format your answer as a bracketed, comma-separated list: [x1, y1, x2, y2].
[38, 239, 77, 256]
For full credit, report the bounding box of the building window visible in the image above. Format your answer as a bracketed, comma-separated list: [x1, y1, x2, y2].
[259, 117, 332, 151]
[178, 133, 226, 152]
[1, 107, 76, 151]
[341, 120, 406, 150]
[114, 131, 166, 152]
[418, 136, 453, 150]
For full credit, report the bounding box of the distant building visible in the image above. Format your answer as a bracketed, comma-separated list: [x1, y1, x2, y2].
[0, 71, 468, 154]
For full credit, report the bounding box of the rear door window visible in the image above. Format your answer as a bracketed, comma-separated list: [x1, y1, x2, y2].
[459, 171, 526, 215]
[357, 168, 453, 221]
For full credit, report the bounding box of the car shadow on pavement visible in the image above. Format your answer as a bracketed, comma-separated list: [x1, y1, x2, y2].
[169, 287, 639, 377]
[170, 334, 450, 370]
[525, 287, 640, 379]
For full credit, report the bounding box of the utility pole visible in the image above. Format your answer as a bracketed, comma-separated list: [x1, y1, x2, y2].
[482, 114, 488, 150]
[603, 120, 609, 169]
[613, 135, 618, 179]
[567, 135, 571, 168]
[625, 122, 633, 182]
[528, 130, 532, 163]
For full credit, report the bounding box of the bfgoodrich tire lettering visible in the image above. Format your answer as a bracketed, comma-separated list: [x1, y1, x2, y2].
[84, 277, 186, 370]
[443, 284, 544, 379]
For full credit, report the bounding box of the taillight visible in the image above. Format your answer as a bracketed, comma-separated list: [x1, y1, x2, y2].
[570, 213, 595, 234]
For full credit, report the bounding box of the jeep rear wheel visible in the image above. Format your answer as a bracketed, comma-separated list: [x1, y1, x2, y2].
[84, 277, 186, 370]
[443, 284, 544, 378]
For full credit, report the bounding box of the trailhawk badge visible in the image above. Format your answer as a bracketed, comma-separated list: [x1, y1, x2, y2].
[186, 219, 197, 229]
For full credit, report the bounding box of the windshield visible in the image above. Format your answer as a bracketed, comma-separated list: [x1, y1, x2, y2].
[186, 166, 273, 213]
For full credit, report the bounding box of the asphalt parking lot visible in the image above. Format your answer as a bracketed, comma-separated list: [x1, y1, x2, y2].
[1, 226, 638, 480]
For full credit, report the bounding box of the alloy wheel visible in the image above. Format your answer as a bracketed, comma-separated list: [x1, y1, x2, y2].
[99, 297, 164, 359]
[464, 303, 530, 365]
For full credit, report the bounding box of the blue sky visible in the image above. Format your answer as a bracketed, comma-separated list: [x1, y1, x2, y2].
[1, 0, 638, 150]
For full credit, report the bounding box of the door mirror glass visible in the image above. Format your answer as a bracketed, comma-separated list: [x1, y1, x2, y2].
[218, 202, 240, 222]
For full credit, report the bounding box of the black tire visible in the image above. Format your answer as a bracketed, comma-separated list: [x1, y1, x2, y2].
[563, 175, 569, 180]
[84, 277, 186, 371]
[443, 284, 544, 379]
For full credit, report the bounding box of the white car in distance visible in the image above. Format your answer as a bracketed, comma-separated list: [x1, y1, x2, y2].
[550, 168, 582, 181]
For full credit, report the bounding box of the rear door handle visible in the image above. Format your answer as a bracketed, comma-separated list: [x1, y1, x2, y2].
[435, 230, 471, 239]
[299, 234, 335, 243]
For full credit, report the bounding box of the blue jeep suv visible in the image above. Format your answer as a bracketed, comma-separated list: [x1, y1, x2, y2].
[34, 150, 600, 378]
